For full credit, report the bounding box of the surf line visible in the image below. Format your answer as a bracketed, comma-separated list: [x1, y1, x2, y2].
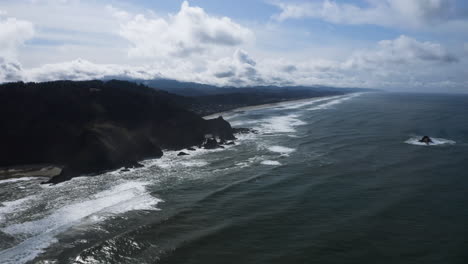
[203, 94, 359, 119]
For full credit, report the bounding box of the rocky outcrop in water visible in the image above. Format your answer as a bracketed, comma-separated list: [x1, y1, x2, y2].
[419, 136, 433, 144]
[203, 138, 221, 149]
[0, 80, 236, 183]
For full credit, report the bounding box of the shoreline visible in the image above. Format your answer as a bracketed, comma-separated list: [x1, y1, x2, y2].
[0, 165, 62, 181]
[203, 95, 343, 119]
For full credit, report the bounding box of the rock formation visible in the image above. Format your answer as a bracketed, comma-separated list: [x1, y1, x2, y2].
[419, 136, 433, 144]
[0, 80, 236, 183]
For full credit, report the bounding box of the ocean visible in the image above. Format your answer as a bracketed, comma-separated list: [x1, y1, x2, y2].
[1, 92, 467, 264]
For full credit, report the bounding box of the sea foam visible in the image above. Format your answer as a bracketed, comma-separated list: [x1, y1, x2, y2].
[307, 93, 361, 111]
[0, 195, 37, 221]
[279, 96, 341, 110]
[405, 137, 456, 146]
[267, 146, 296, 155]
[261, 160, 282, 166]
[0, 181, 161, 264]
[0, 177, 43, 185]
[259, 114, 306, 133]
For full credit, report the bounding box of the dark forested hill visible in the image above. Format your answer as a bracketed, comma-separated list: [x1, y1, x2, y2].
[0, 80, 234, 183]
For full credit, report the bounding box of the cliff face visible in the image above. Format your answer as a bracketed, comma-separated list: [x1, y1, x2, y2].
[0, 80, 235, 183]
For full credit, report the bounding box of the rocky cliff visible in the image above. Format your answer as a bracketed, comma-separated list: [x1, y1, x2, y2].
[0, 80, 235, 183]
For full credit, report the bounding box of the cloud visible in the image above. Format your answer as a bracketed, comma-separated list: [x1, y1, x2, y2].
[0, 57, 23, 82]
[106, 5, 131, 21]
[281, 65, 297, 73]
[235, 49, 256, 66]
[272, 0, 466, 29]
[2, 0, 119, 34]
[256, 35, 465, 91]
[209, 49, 262, 84]
[12, 35, 465, 93]
[24, 58, 161, 82]
[0, 1, 465, 93]
[1, 0, 127, 69]
[344, 35, 458, 68]
[0, 12, 34, 82]
[0, 13, 34, 58]
[116, 1, 253, 58]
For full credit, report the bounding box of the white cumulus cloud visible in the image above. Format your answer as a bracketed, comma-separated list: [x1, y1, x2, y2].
[208, 49, 262, 85]
[116, 1, 254, 58]
[0, 13, 34, 58]
[0, 12, 34, 82]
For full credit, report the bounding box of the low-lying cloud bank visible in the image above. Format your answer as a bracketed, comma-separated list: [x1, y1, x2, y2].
[13, 34, 464, 93]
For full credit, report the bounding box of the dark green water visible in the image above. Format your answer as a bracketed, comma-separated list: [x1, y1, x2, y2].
[1, 92, 467, 263]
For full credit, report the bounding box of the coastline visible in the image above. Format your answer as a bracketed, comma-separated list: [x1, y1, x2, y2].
[0, 165, 62, 182]
[203, 95, 342, 119]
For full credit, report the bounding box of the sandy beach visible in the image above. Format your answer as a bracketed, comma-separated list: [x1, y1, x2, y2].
[203, 95, 338, 119]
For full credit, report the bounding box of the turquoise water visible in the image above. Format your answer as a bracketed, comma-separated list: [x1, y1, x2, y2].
[1, 92, 467, 263]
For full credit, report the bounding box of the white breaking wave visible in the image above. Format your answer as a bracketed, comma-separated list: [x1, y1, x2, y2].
[140, 151, 227, 177]
[258, 114, 306, 133]
[279, 96, 342, 110]
[0, 181, 162, 264]
[260, 160, 282, 166]
[267, 146, 296, 155]
[235, 156, 265, 168]
[405, 136, 456, 146]
[0, 177, 44, 185]
[307, 93, 361, 111]
[0, 195, 37, 221]
[180, 161, 209, 167]
[142, 146, 232, 170]
[228, 94, 363, 135]
[229, 119, 258, 127]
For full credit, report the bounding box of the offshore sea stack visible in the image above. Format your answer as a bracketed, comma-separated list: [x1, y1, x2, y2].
[0, 80, 235, 183]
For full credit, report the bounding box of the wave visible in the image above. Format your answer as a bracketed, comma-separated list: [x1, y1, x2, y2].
[307, 93, 361, 111]
[180, 161, 209, 167]
[267, 146, 296, 155]
[0, 177, 44, 185]
[0, 195, 38, 222]
[257, 114, 306, 133]
[0, 181, 162, 264]
[229, 119, 259, 127]
[405, 136, 456, 146]
[260, 160, 282, 166]
[279, 96, 342, 110]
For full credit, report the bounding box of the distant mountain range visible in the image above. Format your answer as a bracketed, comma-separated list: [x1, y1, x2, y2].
[104, 78, 377, 116]
[116, 78, 377, 97]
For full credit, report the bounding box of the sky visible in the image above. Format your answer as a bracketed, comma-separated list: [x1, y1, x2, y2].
[1, 0, 467, 93]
